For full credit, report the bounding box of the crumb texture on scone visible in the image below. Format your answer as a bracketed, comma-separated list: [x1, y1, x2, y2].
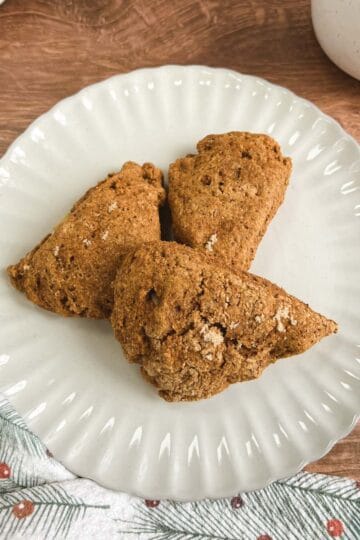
[168, 132, 292, 272]
[111, 241, 337, 402]
[7, 162, 165, 318]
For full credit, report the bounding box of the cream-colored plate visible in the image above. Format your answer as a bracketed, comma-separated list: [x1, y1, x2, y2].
[0, 66, 359, 500]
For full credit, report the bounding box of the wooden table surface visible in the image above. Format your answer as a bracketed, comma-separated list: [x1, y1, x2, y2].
[0, 0, 359, 481]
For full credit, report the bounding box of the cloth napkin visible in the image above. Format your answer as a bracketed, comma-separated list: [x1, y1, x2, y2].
[0, 395, 359, 539]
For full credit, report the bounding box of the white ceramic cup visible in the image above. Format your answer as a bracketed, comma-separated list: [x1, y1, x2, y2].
[311, 0, 360, 80]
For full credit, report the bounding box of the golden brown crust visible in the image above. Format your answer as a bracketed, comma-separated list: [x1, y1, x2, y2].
[7, 162, 165, 318]
[111, 241, 337, 402]
[168, 132, 292, 272]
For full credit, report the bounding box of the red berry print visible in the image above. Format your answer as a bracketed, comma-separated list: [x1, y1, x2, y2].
[355, 480, 360, 490]
[12, 500, 35, 519]
[258, 536, 272, 540]
[46, 448, 53, 458]
[145, 499, 160, 508]
[0, 463, 11, 479]
[231, 496, 244, 509]
[327, 519, 344, 537]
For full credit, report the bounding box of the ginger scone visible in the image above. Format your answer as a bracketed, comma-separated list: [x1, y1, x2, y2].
[111, 242, 337, 402]
[7, 162, 165, 318]
[168, 132, 292, 272]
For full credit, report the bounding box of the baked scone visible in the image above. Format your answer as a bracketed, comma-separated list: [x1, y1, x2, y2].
[168, 132, 292, 272]
[7, 162, 165, 318]
[111, 242, 337, 402]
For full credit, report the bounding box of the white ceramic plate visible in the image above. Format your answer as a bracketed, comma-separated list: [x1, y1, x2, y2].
[0, 66, 359, 501]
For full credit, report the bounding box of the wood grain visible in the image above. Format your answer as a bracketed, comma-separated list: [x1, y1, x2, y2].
[0, 0, 359, 481]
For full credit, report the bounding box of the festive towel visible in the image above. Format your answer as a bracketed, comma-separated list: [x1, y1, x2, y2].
[0, 395, 359, 539]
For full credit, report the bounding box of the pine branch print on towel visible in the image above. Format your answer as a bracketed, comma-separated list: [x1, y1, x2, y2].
[0, 398, 74, 491]
[0, 484, 109, 539]
[116, 473, 360, 540]
[0, 398, 47, 458]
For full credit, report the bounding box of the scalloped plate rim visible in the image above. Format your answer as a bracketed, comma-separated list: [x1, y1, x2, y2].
[1, 65, 359, 163]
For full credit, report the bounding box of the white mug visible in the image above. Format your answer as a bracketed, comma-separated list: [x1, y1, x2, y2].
[311, 0, 360, 80]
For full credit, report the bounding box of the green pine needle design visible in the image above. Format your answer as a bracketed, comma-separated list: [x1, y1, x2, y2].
[0, 483, 109, 539]
[0, 399, 47, 490]
[280, 472, 360, 500]
[0, 479, 18, 495]
[117, 473, 360, 540]
[0, 444, 44, 492]
[0, 399, 47, 458]
[119, 500, 245, 540]
[0, 472, 44, 494]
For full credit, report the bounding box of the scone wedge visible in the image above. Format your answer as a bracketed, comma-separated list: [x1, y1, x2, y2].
[111, 242, 337, 401]
[7, 162, 165, 318]
[168, 132, 292, 272]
